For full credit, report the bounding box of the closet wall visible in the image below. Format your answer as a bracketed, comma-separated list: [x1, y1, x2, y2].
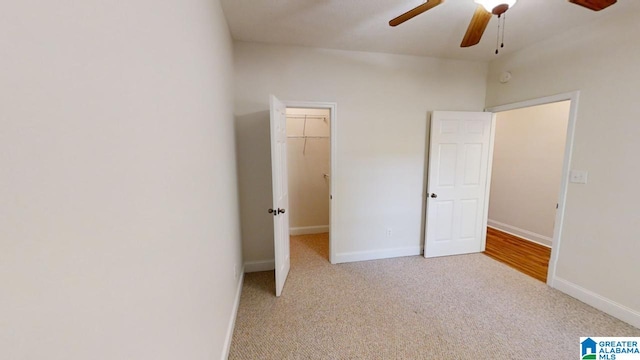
[286, 108, 330, 235]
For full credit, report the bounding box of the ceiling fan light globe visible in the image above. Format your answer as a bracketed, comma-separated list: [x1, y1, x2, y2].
[474, 0, 517, 13]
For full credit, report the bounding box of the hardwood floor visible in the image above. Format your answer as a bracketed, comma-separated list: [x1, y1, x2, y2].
[484, 227, 551, 282]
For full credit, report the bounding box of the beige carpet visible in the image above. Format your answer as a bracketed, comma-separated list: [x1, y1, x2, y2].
[229, 233, 639, 359]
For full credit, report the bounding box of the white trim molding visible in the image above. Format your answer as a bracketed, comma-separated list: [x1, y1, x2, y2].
[221, 266, 245, 360]
[334, 246, 421, 264]
[488, 220, 552, 247]
[244, 259, 275, 273]
[290, 225, 329, 236]
[554, 277, 640, 329]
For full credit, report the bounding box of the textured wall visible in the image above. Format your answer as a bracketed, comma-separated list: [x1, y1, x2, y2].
[0, 1, 242, 359]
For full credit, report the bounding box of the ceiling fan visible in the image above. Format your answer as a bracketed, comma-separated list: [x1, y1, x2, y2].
[389, 0, 617, 48]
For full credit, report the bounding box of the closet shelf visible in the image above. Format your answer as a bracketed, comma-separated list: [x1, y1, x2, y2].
[286, 113, 329, 154]
[287, 135, 329, 139]
[286, 115, 327, 120]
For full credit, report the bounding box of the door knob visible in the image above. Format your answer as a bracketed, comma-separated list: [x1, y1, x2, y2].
[430, 193, 438, 198]
[268, 208, 286, 215]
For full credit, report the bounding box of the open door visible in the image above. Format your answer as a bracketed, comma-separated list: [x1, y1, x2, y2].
[425, 111, 493, 258]
[269, 95, 291, 297]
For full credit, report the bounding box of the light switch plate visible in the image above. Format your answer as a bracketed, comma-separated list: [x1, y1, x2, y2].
[570, 170, 588, 184]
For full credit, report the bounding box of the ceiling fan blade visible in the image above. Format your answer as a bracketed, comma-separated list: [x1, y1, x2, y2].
[460, 5, 492, 48]
[569, 0, 617, 11]
[389, 0, 444, 27]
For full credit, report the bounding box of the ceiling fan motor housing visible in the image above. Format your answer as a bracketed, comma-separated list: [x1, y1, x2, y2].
[492, 4, 510, 15]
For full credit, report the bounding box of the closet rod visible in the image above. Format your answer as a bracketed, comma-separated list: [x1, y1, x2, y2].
[285, 115, 327, 120]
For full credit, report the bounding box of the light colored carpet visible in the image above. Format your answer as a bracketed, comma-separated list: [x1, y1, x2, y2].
[229, 233, 639, 359]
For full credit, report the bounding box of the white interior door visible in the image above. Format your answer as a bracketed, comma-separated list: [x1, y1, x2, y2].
[270, 95, 291, 297]
[425, 111, 493, 258]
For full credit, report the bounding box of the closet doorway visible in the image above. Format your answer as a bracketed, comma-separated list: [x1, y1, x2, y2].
[284, 104, 335, 265]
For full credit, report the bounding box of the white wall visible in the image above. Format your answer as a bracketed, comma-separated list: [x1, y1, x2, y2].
[489, 101, 570, 246]
[0, 1, 243, 359]
[286, 108, 331, 233]
[235, 42, 488, 265]
[486, 8, 640, 326]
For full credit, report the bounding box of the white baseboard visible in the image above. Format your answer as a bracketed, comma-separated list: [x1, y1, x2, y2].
[553, 277, 640, 329]
[290, 225, 329, 236]
[221, 265, 244, 360]
[244, 259, 275, 273]
[488, 219, 552, 247]
[334, 246, 421, 264]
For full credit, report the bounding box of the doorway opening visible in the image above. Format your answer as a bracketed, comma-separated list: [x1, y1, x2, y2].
[285, 107, 332, 265]
[485, 92, 579, 286]
[270, 97, 336, 297]
[485, 100, 570, 282]
[283, 101, 338, 264]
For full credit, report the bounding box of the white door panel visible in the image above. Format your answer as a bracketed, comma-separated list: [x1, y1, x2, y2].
[425, 111, 492, 258]
[270, 95, 290, 296]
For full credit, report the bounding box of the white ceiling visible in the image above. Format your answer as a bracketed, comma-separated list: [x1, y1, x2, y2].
[221, 0, 637, 62]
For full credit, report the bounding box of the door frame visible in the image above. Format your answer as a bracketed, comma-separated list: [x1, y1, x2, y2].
[485, 91, 580, 288]
[282, 100, 338, 264]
